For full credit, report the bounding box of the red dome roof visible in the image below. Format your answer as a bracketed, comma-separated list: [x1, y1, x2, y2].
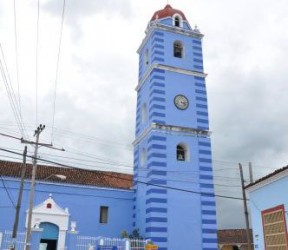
[151, 4, 187, 21]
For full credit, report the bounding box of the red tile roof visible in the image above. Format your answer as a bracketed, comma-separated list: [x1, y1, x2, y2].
[217, 229, 253, 244]
[0, 160, 133, 190]
[151, 4, 187, 21]
[245, 165, 288, 189]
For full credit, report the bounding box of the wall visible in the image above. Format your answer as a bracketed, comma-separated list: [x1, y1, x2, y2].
[0, 177, 134, 238]
[248, 175, 288, 249]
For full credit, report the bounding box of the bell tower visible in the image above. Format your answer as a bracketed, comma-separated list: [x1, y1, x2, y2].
[133, 5, 218, 250]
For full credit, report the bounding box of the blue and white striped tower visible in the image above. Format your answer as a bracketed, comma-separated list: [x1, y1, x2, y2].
[133, 5, 218, 250]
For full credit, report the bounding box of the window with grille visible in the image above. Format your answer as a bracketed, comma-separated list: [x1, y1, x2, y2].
[173, 41, 183, 58]
[262, 205, 288, 250]
[176, 144, 189, 162]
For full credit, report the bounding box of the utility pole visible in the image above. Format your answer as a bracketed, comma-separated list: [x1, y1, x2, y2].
[249, 162, 254, 183]
[0, 129, 64, 249]
[24, 124, 45, 250]
[20, 124, 64, 250]
[10, 146, 27, 250]
[239, 163, 252, 250]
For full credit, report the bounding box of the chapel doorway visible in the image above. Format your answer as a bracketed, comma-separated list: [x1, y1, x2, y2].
[39, 222, 59, 250]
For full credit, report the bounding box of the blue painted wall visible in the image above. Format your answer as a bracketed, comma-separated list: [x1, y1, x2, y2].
[134, 12, 217, 250]
[248, 175, 288, 249]
[0, 178, 134, 238]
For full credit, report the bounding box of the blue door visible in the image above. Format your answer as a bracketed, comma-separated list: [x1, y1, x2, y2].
[40, 222, 59, 250]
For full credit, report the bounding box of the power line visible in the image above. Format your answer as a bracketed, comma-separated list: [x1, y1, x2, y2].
[0, 186, 133, 201]
[0, 130, 276, 176]
[0, 133, 242, 181]
[136, 175, 241, 188]
[13, 0, 22, 123]
[0, 175, 16, 208]
[0, 44, 27, 138]
[0, 132, 267, 187]
[0, 123, 133, 150]
[0, 147, 245, 201]
[35, 0, 40, 125]
[0, 123, 285, 170]
[0, 152, 241, 188]
[51, 0, 66, 143]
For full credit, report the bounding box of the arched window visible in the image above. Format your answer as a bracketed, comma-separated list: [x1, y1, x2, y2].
[176, 144, 189, 161]
[173, 14, 183, 27]
[141, 103, 147, 123]
[175, 16, 180, 27]
[174, 41, 183, 58]
[46, 203, 52, 209]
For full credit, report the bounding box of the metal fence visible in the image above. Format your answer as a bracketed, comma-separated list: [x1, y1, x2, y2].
[76, 235, 98, 250]
[76, 236, 146, 250]
[0, 232, 2, 249]
[1, 231, 26, 250]
[130, 239, 146, 250]
[100, 238, 125, 249]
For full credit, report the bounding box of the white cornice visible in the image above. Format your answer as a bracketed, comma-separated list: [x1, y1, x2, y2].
[133, 123, 210, 146]
[137, 21, 203, 54]
[135, 64, 207, 91]
[246, 168, 288, 193]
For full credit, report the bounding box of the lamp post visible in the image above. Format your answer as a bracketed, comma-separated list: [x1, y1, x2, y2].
[25, 125, 45, 250]
[24, 173, 66, 249]
[43, 174, 66, 181]
[20, 124, 65, 250]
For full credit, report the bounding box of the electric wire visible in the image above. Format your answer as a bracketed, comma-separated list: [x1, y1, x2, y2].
[51, 127, 133, 150]
[0, 154, 23, 162]
[51, 0, 66, 143]
[0, 123, 278, 170]
[0, 130, 279, 180]
[0, 132, 245, 182]
[136, 175, 241, 188]
[0, 144, 241, 186]
[0, 151, 241, 188]
[0, 131, 269, 190]
[0, 44, 27, 138]
[0, 186, 133, 201]
[13, 0, 22, 123]
[35, 0, 40, 125]
[0, 175, 16, 208]
[38, 151, 241, 175]
[0, 148, 245, 201]
[37, 149, 241, 180]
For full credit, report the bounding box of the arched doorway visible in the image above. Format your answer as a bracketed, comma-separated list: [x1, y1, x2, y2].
[40, 222, 59, 250]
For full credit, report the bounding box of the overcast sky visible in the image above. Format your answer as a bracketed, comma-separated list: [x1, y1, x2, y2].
[1, 0, 288, 229]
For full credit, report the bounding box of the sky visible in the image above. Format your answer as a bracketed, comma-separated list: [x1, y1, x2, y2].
[0, 0, 288, 229]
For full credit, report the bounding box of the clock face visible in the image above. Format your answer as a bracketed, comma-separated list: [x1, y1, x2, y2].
[174, 95, 189, 110]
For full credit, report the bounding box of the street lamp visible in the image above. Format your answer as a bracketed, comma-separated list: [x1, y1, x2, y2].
[43, 174, 66, 181]
[25, 170, 66, 250]
[10, 173, 66, 250]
